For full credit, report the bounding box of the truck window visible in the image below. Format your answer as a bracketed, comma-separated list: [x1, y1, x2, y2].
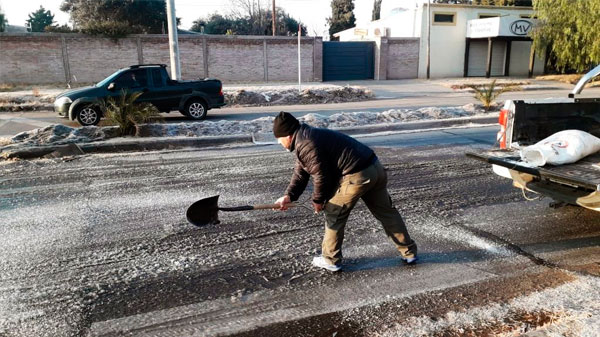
[151, 69, 164, 87]
[114, 69, 148, 89]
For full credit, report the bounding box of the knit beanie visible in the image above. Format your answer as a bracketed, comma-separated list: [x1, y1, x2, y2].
[273, 111, 300, 137]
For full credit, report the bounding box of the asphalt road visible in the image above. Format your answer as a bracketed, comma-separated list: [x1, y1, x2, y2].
[3, 81, 600, 138]
[1, 128, 598, 336]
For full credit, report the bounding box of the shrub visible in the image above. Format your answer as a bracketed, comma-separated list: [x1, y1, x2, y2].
[468, 80, 514, 111]
[103, 90, 162, 136]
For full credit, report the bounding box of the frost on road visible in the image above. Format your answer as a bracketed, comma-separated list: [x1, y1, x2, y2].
[0, 140, 599, 336]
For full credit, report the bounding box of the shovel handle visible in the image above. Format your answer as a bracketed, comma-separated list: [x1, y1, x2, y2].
[252, 202, 297, 210]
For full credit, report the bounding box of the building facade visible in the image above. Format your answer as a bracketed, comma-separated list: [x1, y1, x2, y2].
[335, 2, 545, 79]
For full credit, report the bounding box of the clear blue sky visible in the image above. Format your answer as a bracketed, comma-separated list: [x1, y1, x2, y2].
[0, 0, 378, 36]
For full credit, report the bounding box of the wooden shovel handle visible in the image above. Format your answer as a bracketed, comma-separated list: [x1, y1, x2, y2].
[252, 202, 297, 210]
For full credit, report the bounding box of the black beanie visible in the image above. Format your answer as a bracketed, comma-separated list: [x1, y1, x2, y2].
[273, 111, 300, 137]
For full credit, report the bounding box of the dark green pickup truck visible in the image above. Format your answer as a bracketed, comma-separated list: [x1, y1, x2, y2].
[54, 64, 226, 126]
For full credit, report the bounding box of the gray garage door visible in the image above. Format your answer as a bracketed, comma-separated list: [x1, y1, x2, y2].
[323, 42, 375, 81]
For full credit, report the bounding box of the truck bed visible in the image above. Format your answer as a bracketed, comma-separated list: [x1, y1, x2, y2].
[467, 149, 600, 191]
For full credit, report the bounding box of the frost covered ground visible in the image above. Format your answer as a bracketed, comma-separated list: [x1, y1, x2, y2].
[0, 104, 490, 151]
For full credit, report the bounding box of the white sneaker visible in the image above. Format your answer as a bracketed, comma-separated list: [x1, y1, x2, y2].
[402, 256, 418, 264]
[312, 256, 342, 272]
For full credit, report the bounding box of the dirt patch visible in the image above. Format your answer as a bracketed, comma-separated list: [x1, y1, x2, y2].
[431, 309, 562, 337]
[536, 74, 600, 87]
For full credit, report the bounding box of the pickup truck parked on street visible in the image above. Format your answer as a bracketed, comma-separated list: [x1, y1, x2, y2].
[54, 64, 226, 126]
[468, 65, 600, 212]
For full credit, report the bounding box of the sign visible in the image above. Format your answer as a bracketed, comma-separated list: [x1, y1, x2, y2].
[467, 16, 534, 38]
[509, 20, 532, 36]
[354, 28, 368, 36]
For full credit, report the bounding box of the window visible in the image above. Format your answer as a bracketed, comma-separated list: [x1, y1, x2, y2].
[114, 69, 148, 89]
[433, 12, 456, 26]
[479, 14, 500, 19]
[520, 14, 536, 19]
[151, 69, 163, 87]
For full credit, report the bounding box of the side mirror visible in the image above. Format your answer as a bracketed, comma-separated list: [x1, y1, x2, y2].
[107, 82, 115, 91]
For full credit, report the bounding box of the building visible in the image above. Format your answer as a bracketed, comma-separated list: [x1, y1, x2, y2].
[334, 1, 545, 79]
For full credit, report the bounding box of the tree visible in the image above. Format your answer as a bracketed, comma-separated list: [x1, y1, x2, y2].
[432, 0, 532, 5]
[60, 0, 175, 37]
[0, 5, 7, 32]
[190, 7, 306, 36]
[532, 0, 600, 73]
[327, 0, 356, 41]
[26, 6, 55, 32]
[372, 0, 382, 21]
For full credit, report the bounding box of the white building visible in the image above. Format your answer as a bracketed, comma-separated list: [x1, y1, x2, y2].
[335, 1, 545, 79]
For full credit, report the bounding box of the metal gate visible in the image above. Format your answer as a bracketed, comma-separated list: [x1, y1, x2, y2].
[322, 41, 375, 81]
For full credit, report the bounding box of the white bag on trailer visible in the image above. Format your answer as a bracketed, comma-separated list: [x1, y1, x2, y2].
[520, 130, 600, 166]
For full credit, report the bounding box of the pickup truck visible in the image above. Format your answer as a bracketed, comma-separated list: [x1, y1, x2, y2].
[54, 64, 226, 126]
[467, 64, 600, 212]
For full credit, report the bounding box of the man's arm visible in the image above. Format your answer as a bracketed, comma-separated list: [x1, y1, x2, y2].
[285, 161, 310, 201]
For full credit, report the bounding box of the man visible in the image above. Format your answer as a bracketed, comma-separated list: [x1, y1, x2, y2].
[273, 111, 417, 272]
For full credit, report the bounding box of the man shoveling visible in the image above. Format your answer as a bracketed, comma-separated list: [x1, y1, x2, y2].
[273, 111, 417, 272]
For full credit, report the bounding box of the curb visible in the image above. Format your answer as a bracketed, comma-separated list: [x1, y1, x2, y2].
[1, 115, 498, 160]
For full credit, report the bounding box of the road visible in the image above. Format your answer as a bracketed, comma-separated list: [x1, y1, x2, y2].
[1, 127, 599, 336]
[3, 79, 600, 137]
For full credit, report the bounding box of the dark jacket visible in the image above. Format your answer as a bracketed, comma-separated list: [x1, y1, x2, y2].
[285, 124, 376, 204]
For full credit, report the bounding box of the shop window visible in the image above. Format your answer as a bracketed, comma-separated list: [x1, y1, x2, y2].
[433, 12, 456, 26]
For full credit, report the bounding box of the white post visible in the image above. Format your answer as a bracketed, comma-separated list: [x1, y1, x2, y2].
[298, 23, 302, 92]
[166, 0, 181, 80]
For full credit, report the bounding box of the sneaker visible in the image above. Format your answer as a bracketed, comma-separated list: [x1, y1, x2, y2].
[402, 256, 418, 265]
[312, 256, 342, 272]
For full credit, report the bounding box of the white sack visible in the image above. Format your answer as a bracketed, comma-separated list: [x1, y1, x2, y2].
[520, 130, 600, 166]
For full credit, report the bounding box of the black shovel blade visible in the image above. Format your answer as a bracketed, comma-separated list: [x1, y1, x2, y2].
[186, 195, 220, 226]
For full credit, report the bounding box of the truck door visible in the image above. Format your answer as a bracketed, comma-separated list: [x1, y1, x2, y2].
[110, 69, 152, 103]
[148, 68, 181, 112]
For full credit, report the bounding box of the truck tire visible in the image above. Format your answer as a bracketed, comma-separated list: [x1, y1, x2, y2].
[75, 105, 102, 126]
[184, 99, 208, 120]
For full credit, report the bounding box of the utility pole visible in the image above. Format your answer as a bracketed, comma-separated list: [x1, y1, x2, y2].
[272, 0, 276, 36]
[426, 0, 431, 79]
[166, 0, 181, 80]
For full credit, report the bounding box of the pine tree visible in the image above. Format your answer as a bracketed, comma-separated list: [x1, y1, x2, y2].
[26, 6, 55, 32]
[327, 0, 356, 41]
[372, 0, 382, 21]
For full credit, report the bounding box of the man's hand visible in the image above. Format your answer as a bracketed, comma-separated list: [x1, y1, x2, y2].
[312, 202, 324, 214]
[275, 195, 292, 210]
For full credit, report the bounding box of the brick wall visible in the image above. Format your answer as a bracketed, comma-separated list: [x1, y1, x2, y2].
[386, 38, 420, 80]
[0, 33, 321, 84]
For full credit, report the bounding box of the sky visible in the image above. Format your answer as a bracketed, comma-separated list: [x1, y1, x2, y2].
[0, 0, 380, 36]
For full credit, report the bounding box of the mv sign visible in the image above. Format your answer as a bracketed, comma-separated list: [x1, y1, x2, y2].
[509, 20, 532, 36]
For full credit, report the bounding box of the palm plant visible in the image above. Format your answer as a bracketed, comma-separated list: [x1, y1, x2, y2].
[103, 90, 162, 136]
[468, 80, 513, 111]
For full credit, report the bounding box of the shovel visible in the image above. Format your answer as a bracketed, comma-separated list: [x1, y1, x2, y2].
[186, 195, 297, 226]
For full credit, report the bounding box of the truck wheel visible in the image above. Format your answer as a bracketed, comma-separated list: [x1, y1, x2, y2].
[76, 105, 101, 126]
[185, 99, 208, 120]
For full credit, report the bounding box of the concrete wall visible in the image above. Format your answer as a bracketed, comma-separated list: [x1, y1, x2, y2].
[0, 33, 322, 84]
